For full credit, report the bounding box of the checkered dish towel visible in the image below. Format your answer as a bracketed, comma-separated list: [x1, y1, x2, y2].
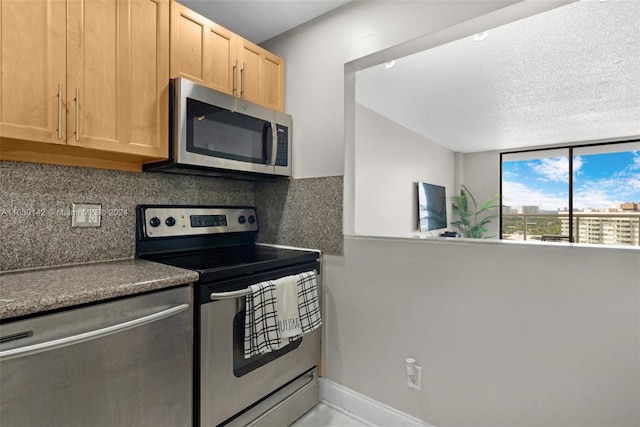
[244, 271, 321, 359]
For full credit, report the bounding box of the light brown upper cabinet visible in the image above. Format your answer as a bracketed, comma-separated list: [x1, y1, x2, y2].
[170, 2, 237, 95]
[0, 0, 169, 171]
[170, 1, 285, 112]
[239, 39, 285, 112]
[0, 0, 67, 146]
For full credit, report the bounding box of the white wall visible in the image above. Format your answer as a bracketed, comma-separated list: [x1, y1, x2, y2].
[262, 1, 522, 179]
[460, 150, 502, 237]
[355, 104, 455, 237]
[261, 2, 640, 426]
[324, 237, 640, 426]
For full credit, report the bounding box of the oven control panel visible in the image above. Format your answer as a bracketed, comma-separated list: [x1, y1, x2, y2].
[141, 206, 258, 238]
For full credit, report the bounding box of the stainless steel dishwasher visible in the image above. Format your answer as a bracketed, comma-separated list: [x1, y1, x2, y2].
[0, 285, 192, 427]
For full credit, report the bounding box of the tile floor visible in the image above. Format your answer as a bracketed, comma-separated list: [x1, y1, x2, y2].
[291, 403, 371, 427]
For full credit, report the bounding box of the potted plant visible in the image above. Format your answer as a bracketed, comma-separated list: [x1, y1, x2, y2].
[451, 185, 500, 238]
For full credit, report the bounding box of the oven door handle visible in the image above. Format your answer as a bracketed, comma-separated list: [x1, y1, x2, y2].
[210, 269, 319, 301]
[209, 288, 252, 301]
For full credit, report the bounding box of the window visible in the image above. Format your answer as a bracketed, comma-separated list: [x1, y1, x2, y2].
[500, 140, 640, 246]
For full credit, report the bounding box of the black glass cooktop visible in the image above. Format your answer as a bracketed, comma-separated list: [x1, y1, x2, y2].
[147, 244, 318, 282]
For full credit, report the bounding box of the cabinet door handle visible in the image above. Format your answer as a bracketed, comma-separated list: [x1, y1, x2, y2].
[233, 60, 238, 96]
[57, 83, 63, 139]
[74, 88, 79, 142]
[240, 62, 246, 98]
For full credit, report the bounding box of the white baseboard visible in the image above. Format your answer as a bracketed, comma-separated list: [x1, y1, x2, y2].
[319, 378, 436, 427]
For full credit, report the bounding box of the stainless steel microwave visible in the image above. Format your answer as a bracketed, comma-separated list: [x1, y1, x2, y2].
[144, 78, 292, 178]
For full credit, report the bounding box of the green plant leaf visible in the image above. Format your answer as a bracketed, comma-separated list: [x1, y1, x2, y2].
[450, 185, 500, 238]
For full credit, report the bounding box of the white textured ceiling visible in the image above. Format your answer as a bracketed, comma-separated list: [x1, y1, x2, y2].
[356, 0, 640, 153]
[177, 0, 351, 44]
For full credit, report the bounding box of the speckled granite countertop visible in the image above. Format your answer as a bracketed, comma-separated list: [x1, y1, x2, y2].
[0, 259, 199, 321]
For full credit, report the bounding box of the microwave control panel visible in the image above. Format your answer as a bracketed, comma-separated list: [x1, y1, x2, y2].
[275, 125, 288, 167]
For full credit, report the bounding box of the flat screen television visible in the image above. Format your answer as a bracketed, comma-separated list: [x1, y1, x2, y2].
[417, 182, 448, 232]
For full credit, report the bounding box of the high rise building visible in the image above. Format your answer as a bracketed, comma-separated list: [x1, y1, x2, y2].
[560, 209, 640, 245]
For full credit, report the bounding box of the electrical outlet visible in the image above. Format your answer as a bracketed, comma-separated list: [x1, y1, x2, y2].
[72, 203, 102, 228]
[407, 365, 422, 391]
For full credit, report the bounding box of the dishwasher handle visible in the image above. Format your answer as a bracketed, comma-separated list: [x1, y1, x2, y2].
[0, 303, 189, 361]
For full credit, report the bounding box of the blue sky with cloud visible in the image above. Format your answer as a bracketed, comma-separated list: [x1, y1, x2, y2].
[502, 149, 640, 211]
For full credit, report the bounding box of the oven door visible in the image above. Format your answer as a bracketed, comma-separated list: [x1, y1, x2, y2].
[197, 264, 320, 426]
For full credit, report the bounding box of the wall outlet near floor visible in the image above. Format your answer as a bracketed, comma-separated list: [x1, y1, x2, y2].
[407, 365, 422, 391]
[72, 203, 102, 228]
[405, 357, 422, 391]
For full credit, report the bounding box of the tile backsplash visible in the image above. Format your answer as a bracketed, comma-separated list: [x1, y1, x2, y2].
[256, 176, 343, 255]
[0, 161, 343, 271]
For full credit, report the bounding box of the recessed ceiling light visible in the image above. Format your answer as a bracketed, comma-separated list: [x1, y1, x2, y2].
[474, 31, 489, 42]
[384, 60, 396, 69]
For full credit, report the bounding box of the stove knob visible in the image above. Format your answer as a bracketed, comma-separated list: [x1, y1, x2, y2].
[238, 215, 246, 224]
[248, 215, 256, 224]
[165, 216, 176, 227]
[149, 217, 161, 227]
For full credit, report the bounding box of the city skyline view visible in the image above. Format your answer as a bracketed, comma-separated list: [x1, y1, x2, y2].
[502, 149, 640, 211]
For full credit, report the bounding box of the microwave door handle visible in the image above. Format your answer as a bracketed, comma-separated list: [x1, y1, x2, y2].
[263, 122, 273, 164]
[270, 122, 278, 166]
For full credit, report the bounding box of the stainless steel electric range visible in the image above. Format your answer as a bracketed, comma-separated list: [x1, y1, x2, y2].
[136, 205, 321, 427]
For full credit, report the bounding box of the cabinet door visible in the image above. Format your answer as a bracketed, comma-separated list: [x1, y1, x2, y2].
[67, 0, 168, 158]
[170, 2, 236, 96]
[0, 0, 66, 145]
[238, 39, 285, 112]
[261, 51, 285, 112]
[238, 39, 263, 106]
[170, 2, 207, 83]
[66, 0, 122, 149]
[125, 0, 169, 157]
[205, 22, 236, 96]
